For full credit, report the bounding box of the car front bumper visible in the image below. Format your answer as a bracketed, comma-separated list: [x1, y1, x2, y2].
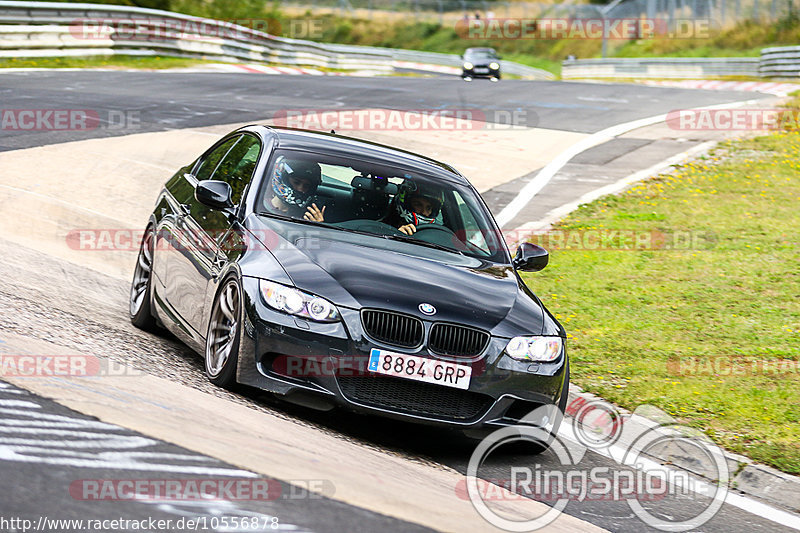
[462, 66, 501, 79]
[236, 277, 567, 430]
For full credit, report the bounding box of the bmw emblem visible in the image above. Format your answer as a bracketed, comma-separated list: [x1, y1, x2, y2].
[419, 303, 436, 316]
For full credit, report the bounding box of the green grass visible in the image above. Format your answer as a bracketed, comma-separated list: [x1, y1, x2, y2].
[521, 97, 800, 474]
[0, 55, 216, 70]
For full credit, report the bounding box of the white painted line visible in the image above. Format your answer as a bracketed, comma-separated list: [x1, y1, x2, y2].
[722, 492, 800, 531]
[517, 140, 716, 234]
[495, 112, 669, 227]
[556, 424, 800, 530]
[0, 400, 40, 408]
[495, 98, 760, 228]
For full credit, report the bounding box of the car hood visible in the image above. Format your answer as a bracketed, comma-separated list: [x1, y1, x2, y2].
[246, 216, 545, 332]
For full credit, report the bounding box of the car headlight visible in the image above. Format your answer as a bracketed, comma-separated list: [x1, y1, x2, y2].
[505, 336, 563, 362]
[259, 280, 340, 322]
[463, 62, 474, 70]
[489, 62, 500, 70]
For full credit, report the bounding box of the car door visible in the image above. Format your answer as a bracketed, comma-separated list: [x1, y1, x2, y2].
[166, 134, 262, 337]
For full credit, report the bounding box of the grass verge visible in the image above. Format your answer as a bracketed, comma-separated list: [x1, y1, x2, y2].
[0, 55, 217, 70]
[520, 97, 800, 474]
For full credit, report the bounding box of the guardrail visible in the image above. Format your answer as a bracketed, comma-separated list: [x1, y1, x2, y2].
[760, 46, 800, 78]
[0, 1, 554, 79]
[561, 57, 762, 79]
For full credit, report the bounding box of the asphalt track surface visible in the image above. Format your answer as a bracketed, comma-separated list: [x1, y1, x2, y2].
[0, 379, 433, 533]
[0, 70, 756, 151]
[1, 70, 796, 533]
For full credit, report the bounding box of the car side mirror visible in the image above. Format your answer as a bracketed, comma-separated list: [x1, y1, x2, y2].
[513, 242, 549, 272]
[195, 180, 234, 210]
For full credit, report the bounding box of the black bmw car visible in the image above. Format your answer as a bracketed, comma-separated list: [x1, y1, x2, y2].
[461, 47, 501, 82]
[130, 126, 568, 441]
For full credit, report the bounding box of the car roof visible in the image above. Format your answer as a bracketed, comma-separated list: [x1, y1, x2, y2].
[252, 126, 468, 185]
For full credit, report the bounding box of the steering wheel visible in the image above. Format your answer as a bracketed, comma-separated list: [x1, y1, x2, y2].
[412, 225, 468, 251]
[333, 219, 404, 235]
[413, 225, 458, 237]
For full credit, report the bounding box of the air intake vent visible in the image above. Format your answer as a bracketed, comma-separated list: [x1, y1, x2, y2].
[361, 309, 424, 348]
[429, 324, 490, 357]
[338, 376, 492, 420]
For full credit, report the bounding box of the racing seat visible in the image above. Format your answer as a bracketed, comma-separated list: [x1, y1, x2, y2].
[350, 175, 395, 220]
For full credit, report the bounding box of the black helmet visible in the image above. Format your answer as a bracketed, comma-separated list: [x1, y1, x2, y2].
[394, 181, 443, 225]
[271, 156, 322, 208]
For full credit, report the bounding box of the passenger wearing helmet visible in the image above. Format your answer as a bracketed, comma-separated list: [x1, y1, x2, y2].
[267, 156, 326, 222]
[387, 182, 443, 236]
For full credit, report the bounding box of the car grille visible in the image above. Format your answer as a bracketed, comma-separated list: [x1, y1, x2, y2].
[338, 376, 492, 420]
[429, 324, 489, 357]
[361, 310, 423, 348]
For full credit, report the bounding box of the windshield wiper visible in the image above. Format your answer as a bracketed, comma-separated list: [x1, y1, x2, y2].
[383, 234, 464, 255]
[255, 212, 349, 232]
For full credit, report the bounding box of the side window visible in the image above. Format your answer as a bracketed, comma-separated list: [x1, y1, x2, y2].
[194, 136, 240, 182]
[212, 135, 261, 205]
[454, 191, 490, 254]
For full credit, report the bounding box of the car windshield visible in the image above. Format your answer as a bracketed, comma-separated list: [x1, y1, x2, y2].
[256, 149, 508, 263]
[465, 49, 497, 60]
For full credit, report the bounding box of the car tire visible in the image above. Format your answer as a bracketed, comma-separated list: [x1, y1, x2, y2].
[129, 225, 157, 331]
[205, 276, 242, 389]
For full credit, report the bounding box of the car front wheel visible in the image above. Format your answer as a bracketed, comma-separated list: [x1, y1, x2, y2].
[205, 276, 241, 388]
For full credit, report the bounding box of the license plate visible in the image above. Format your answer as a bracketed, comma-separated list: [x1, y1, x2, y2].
[368, 348, 472, 390]
[474, 68, 489, 73]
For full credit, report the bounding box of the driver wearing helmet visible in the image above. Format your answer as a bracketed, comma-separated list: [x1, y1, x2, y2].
[267, 156, 326, 222]
[387, 182, 443, 236]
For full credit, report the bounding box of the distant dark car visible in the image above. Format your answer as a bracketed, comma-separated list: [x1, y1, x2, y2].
[462, 47, 501, 81]
[130, 126, 568, 444]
